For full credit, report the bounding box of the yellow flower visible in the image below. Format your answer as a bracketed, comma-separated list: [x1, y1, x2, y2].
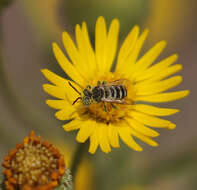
[41, 16, 189, 154]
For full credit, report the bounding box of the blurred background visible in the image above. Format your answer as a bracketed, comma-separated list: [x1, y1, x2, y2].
[0, 0, 196, 190]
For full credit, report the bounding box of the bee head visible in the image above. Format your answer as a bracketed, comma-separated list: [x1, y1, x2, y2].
[82, 96, 91, 106]
[82, 88, 92, 106]
[69, 82, 93, 106]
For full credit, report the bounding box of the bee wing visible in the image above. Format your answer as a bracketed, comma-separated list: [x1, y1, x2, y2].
[102, 98, 133, 105]
[102, 79, 128, 86]
[120, 99, 133, 105]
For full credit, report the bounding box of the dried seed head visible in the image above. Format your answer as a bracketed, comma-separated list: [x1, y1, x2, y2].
[2, 131, 66, 190]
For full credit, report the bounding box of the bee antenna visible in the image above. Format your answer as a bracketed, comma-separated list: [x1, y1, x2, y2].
[68, 82, 81, 95]
[72, 97, 82, 105]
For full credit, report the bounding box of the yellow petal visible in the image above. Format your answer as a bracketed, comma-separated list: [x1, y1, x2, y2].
[136, 76, 182, 96]
[43, 84, 66, 99]
[89, 126, 99, 154]
[129, 128, 158, 147]
[129, 29, 149, 64]
[46, 99, 70, 110]
[133, 104, 179, 116]
[117, 25, 139, 72]
[65, 82, 82, 104]
[62, 31, 88, 75]
[62, 119, 81, 131]
[144, 64, 182, 84]
[62, 31, 79, 66]
[118, 126, 143, 151]
[108, 124, 120, 148]
[126, 118, 159, 137]
[121, 29, 149, 77]
[132, 41, 167, 78]
[55, 108, 76, 120]
[98, 124, 111, 153]
[75, 24, 93, 77]
[75, 24, 85, 56]
[104, 18, 120, 73]
[135, 54, 178, 82]
[52, 43, 86, 85]
[129, 111, 172, 128]
[76, 120, 96, 143]
[81, 22, 97, 73]
[41, 69, 82, 103]
[41, 69, 67, 87]
[168, 123, 176, 130]
[95, 16, 107, 73]
[136, 90, 189, 103]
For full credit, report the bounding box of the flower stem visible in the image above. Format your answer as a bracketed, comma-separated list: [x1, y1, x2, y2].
[0, 173, 5, 190]
[71, 142, 89, 181]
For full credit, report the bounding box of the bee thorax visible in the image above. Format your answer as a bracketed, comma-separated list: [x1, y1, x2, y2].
[92, 87, 102, 102]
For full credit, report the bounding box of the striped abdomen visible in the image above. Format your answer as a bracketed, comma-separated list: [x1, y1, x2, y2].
[92, 85, 127, 102]
[101, 85, 127, 100]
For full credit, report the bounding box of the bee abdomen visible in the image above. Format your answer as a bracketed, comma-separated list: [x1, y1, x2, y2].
[114, 86, 120, 99]
[103, 87, 110, 99]
[110, 87, 115, 98]
[94, 85, 127, 101]
[120, 85, 127, 98]
[113, 85, 127, 99]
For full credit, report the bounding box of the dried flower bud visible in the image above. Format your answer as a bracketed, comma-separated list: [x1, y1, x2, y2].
[2, 131, 66, 190]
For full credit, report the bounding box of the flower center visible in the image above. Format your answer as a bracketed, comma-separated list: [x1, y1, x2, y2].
[11, 142, 58, 186]
[78, 73, 136, 124]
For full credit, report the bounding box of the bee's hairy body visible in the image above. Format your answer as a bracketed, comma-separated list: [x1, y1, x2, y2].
[92, 85, 127, 103]
[70, 79, 131, 106]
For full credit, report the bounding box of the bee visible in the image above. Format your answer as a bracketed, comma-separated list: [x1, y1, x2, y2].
[68, 79, 132, 109]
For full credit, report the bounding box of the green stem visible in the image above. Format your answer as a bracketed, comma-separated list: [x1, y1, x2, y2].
[71, 142, 89, 181]
[0, 173, 5, 190]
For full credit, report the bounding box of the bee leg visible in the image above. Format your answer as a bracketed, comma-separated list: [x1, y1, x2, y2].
[103, 102, 108, 112]
[97, 81, 101, 86]
[102, 81, 107, 85]
[110, 103, 117, 109]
